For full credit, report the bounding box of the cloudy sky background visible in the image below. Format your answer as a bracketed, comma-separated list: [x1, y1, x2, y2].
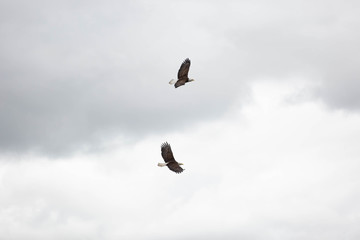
[1, 0, 360, 239]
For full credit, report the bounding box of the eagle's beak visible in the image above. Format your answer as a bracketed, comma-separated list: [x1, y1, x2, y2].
[179, 163, 184, 165]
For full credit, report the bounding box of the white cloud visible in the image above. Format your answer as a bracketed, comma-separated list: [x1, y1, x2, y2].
[1, 0, 360, 238]
[1, 80, 360, 239]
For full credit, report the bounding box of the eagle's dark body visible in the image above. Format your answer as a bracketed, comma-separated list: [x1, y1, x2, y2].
[173, 58, 194, 88]
[160, 142, 184, 173]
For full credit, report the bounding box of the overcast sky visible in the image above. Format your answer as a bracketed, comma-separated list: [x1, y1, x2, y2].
[1, 0, 360, 239]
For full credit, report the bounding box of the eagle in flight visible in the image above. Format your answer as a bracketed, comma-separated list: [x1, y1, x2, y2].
[169, 58, 195, 88]
[158, 142, 184, 173]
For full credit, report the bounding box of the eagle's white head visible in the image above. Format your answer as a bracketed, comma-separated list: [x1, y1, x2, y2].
[189, 79, 195, 82]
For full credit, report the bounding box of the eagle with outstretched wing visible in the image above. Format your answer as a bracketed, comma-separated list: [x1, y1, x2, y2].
[158, 142, 184, 173]
[169, 58, 195, 88]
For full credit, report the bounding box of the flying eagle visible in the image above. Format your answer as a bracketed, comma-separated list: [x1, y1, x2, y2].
[169, 58, 195, 88]
[158, 142, 184, 173]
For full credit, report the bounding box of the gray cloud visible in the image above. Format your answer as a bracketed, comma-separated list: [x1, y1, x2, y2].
[1, 0, 359, 155]
[0, 1, 249, 155]
[219, 0, 360, 108]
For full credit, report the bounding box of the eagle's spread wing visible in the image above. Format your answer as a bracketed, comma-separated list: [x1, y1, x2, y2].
[177, 58, 191, 80]
[161, 142, 175, 163]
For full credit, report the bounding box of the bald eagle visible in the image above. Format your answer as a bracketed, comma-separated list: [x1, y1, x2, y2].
[158, 142, 184, 173]
[169, 58, 195, 88]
